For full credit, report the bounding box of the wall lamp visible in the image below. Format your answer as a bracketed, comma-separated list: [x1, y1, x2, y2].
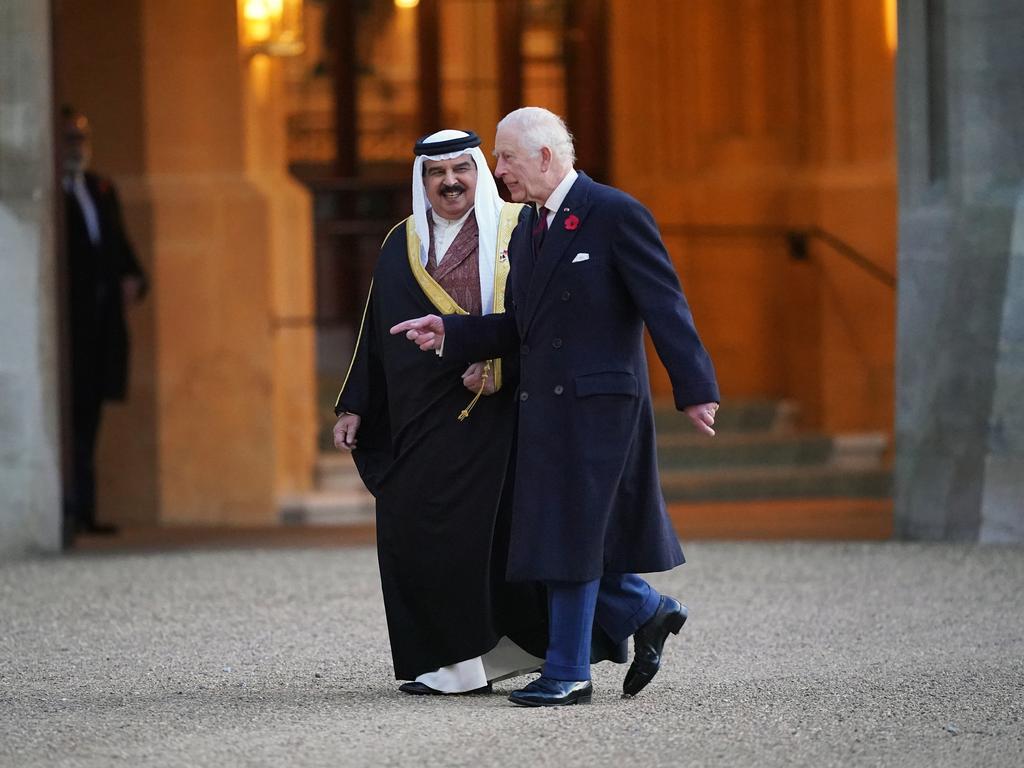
[242, 0, 305, 57]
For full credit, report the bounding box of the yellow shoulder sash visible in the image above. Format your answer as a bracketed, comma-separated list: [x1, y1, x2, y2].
[405, 217, 469, 316]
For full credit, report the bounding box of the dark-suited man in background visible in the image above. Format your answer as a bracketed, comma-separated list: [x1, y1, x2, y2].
[392, 107, 720, 707]
[61, 107, 147, 542]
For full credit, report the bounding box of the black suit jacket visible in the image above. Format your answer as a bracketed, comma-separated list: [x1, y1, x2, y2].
[65, 171, 147, 402]
[444, 172, 719, 582]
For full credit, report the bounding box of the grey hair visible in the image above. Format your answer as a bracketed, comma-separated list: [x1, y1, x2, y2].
[497, 107, 576, 167]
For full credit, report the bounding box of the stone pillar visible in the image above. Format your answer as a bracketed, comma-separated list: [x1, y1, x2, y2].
[241, 54, 317, 501]
[896, 0, 1024, 540]
[0, 1, 63, 557]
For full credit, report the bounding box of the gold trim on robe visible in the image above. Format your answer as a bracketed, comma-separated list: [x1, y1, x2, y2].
[405, 216, 470, 317]
[488, 202, 522, 391]
[334, 278, 374, 411]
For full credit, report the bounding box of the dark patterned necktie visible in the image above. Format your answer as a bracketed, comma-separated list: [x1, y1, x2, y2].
[532, 206, 549, 260]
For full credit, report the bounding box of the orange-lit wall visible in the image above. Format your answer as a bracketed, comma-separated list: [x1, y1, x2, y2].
[609, 0, 896, 433]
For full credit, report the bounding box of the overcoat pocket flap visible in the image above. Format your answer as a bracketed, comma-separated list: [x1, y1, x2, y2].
[574, 371, 638, 398]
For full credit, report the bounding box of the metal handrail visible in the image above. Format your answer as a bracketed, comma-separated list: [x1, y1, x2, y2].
[660, 224, 896, 290]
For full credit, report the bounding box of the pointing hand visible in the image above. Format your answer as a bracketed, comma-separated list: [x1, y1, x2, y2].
[390, 315, 446, 352]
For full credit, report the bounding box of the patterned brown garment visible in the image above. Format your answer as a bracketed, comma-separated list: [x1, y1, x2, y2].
[426, 212, 482, 316]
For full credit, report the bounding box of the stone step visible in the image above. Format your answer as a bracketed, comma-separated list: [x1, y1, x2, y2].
[829, 433, 891, 470]
[657, 432, 833, 468]
[656, 431, 888, 469]
[314, 430, 889, 494]
[666, 498, 892, 540]
[318, 399, 803, 447]
[294, 463, 891, 524]
[654, 398, 799, 434]
[314, 453, 367, 492]
[660, 465, 892, 502]
[278, 488, 374, 525]
[271, 495, 893, 540]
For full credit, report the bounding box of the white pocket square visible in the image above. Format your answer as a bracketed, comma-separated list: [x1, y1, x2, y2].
[572, 253, 590, 263]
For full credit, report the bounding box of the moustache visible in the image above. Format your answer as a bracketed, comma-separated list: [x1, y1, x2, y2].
[439, 183, 466, 195]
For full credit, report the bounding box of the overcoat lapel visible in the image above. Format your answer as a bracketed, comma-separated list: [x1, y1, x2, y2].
[521, 173, 593, 333]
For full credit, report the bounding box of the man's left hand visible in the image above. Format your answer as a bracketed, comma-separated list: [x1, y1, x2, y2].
[462, 362, 496, 395]
[333, 412, 362, 451]
[684, 402, 719, 437]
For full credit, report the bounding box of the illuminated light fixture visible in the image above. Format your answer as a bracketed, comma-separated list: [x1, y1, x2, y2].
[395, 0, 420, 8]
[884, 0, 898, 53]
[243, 0, 305, 56]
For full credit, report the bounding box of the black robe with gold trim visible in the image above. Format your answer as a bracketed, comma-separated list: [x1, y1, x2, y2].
[335, 208, 549, 681]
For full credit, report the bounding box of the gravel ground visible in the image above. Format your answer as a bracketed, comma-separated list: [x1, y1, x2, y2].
[1, 541, 1022, 767]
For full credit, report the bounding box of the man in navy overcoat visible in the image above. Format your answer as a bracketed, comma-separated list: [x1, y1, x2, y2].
[392, 107, 720, 706]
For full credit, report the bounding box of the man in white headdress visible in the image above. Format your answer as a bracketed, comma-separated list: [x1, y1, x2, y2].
[331, 130, 548, 694]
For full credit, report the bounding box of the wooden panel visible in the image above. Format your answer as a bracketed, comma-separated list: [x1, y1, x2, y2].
[655, 235, 795, 399]
[495, 0, 523, 118]
[417, 0, 441, 133]
[440, 0, 500, 143]
[608, 0, 895, 435]
[565, 0, 609, 181]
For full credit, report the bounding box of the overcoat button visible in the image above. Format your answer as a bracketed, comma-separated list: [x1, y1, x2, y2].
[552, 338, 563, 349]
[519, 391, 529, 402]
[561, 291, 571, 301]
[554, 385, 564, 395]
[521, 344, 530, 355]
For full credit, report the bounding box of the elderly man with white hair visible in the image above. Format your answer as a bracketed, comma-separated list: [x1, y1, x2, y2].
[333, 129, 548, 696]
[392, 108, 721, 706]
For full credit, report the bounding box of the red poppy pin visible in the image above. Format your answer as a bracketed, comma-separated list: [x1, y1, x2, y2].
[563, 214, 580, 231]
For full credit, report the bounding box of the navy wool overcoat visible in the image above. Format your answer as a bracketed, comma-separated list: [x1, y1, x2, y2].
[444, 172, 719, 583]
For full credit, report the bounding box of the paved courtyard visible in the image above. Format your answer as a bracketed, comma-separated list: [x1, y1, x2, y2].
[2, 541, 1022, 767]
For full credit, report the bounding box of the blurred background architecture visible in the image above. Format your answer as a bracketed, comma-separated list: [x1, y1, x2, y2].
[1, 0, 1021, 558]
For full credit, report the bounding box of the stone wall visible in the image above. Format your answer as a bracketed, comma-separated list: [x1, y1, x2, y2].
[895, 0, 1024, 540]
[0, 1, 62, 557]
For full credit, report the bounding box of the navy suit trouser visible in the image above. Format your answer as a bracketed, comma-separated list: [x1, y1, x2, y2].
[543, 574, 662, 681]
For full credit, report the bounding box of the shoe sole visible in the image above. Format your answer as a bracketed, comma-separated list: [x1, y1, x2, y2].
[508, 692, 593, 707]
[399, 684, 492, 696]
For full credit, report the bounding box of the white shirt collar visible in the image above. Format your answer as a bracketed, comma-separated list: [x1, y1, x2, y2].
[63, 171, 86, 192]
[430, 206, 473, 229]
[428, 206, 474, 265]
[539, 168, 579, 220]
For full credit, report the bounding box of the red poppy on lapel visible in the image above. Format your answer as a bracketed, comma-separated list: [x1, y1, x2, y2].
[563, 214, 580, 231]
[98, 179, 110, 194]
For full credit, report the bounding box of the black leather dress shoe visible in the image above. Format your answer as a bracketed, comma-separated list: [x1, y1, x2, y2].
[398, 681, 492, 696]
[622, 596, 688, 697]
[508, 676, 593, 707]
